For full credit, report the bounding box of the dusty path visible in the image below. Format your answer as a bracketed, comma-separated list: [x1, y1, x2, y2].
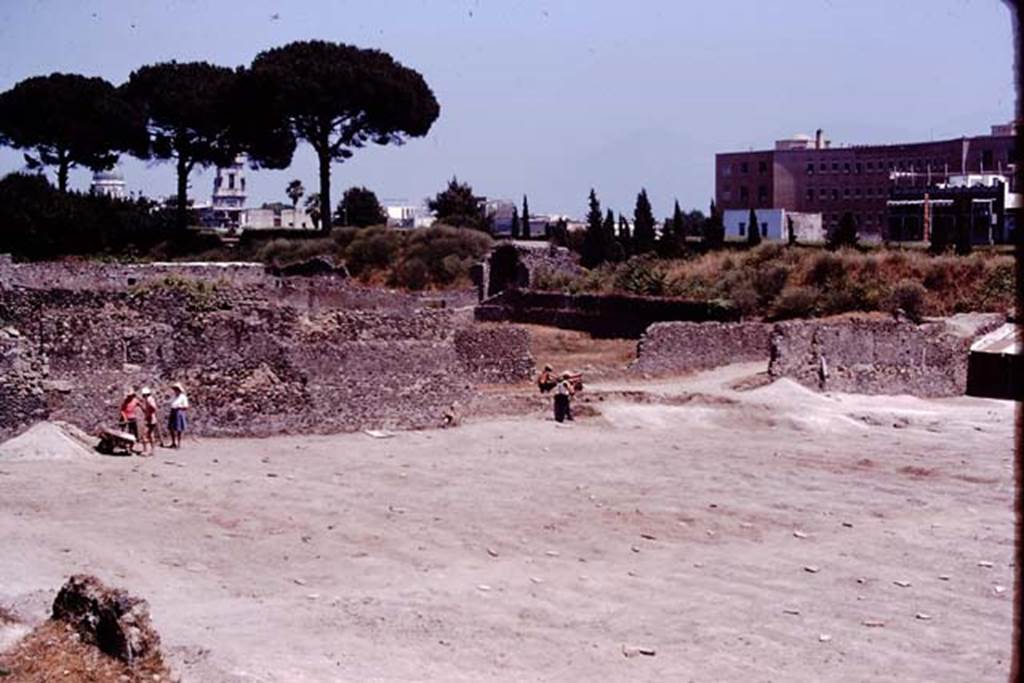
[0, 365, 1015, 681]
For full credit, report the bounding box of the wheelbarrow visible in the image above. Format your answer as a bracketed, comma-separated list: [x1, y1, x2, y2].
[96, 427, 137, 456]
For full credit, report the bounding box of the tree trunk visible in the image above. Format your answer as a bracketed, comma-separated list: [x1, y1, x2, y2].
[175, 155, 190, 231]
[317, 145, 331, 233]
[57, 151, 69, 194]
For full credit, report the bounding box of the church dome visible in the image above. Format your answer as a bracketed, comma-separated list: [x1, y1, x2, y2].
[93, 168, 124, 182]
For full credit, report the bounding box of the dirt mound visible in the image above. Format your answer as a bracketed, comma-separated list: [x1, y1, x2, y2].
[0, 421, 96, 462]
[0, 575, 171, 682]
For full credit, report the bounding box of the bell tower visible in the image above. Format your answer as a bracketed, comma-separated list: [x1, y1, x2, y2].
[211, 156, 247, 228]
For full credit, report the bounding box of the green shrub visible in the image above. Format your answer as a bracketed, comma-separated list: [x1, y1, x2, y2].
[391, 257, 430, 290]
[806, 252, 847, 287]
[344, 227, 403, 276]
[886, 279, 928, 322]
[613, 257, 667, 296]
[772, 285, 819, 319]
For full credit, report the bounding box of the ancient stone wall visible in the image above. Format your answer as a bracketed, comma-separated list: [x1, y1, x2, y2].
[768, 316, 1002, 397]
[0, 327, 49, 438]
[476, 289, 739, 338]
[454, 325, 534, 384]
[630, 321, 772, 375]
[0, 285, 533, 438]
[630, 313, 1003, 398]
[0, 257, 269, 291]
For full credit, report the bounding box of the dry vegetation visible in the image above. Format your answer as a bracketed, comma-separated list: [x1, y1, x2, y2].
[533, 244, 1015, 320]
[0, 621, 170, 683]
[194, 224, 493, 290]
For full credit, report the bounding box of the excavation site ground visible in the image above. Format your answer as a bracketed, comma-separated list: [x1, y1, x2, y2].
[0, 363, 1015, 682]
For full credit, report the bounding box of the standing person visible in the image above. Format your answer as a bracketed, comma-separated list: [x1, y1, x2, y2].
[167, 382, 189, 449]
[537, 364, 557, 393]
[553, 371, 575, 423]
[139, 387, 159, 456]
[118, 388, 141, 452]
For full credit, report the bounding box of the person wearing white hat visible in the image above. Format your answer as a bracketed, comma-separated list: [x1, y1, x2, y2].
[167, 382, 190, 449]
[139, 387, 159, 456]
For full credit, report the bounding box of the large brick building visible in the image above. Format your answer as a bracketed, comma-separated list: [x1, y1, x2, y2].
[715, 124, 1017, 240]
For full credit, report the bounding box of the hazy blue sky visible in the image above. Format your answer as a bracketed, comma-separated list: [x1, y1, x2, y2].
[0, 0, 1016, 218]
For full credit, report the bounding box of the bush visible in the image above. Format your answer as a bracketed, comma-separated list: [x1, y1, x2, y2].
[344, 227, 403, 277]
[390, 257, 430, 290]
[772, 285, 819, 319]
[806, 252, 847, 287]
[886, 279, 928, 322]
[613, 257, 667, 296]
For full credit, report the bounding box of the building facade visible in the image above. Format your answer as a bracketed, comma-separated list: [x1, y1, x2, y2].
[715, 124, 1017, 240]
[887, 173, 1019, 244]
[89, 168, 127, 199]
[723, 209, 824, 242]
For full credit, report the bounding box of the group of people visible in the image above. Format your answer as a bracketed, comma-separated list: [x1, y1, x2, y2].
[118, 382, 189, 455]
[537, 364, 580, 423]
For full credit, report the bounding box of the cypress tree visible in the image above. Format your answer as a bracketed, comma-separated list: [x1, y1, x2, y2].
[580, 188, 606, 268]
[633, 188, 657, 254]
[704, 198, 724, 249]
[604, 209, 624, 262]
[746, 206, 762, 247]
[828, 211, 859, 250]
[672, 200, 685, 238]
[521, 194, 530, 240]
[618, 213, 632, 256]
[510, 206, 520, 239]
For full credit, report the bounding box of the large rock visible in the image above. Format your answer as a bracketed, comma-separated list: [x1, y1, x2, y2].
[51, 574, 161, 666]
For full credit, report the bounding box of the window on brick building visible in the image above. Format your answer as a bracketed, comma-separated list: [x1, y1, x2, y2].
[843, 188, 850, 198]
[723, 163, 732, 176]
[844, 162, 850, 173]
[832, 162, 839, 172]
[819, 163, 826, 172]
[806, 188, 814, 201]
[758, 161, 767, 173]
[757, 185, 767, 202]
[806, 162, 814, 175]
[739, 186, 748, 200]
[740, 162, 749, 173]
[867, 161, 874, 171]
[855, 162, 862, 174]
[832, 189, 838, 200]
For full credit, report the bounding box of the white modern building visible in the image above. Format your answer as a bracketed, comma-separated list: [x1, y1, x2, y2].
[246, 202, 315, 230]
[383, 201, 435, 228]
[723, 208, 824, 242]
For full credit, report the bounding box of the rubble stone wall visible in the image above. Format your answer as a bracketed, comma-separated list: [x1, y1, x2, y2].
[0, 257, 269, 291]
[0, 327, 49, 438]
[630, 321, 772, 375]
[476, 289, 739, 338]
[631, 313, 1003, 397]
[768, 317, 1002, 397]
[0, 286, 533, 439]
[454, 325, 534, 384]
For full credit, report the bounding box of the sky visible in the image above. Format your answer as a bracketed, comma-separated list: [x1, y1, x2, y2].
[0, 0, 1016, 219]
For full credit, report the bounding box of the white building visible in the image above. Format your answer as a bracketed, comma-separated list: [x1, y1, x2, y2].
[723, 208, 824, 242]
[90, 168, 126, 199]
[383, 201, 435, 228]
[208, 157, 247, 229]
[246, 203, 315, 230]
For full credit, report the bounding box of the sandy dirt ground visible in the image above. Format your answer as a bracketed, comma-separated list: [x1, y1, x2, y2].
[0, 363, 1016, 681]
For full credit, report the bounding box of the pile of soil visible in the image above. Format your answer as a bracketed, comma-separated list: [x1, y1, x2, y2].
[0, 421, 96, 462]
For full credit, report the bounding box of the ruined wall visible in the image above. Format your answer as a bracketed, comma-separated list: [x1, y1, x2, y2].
[0, 257, 269, 291]
[454, 325, 534, 384]
[0, 286, 533, 438]
[768, 315, 1005, 397]
[0, 327, 49, 438]
[631, 321, 772, 375]
[629, 313, 1003, 397]
[476, 289, 739, 338]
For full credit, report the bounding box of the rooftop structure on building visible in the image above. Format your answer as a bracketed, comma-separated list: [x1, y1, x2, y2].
[715, 123, 1017, 241]
[90, 167, 126, 200]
